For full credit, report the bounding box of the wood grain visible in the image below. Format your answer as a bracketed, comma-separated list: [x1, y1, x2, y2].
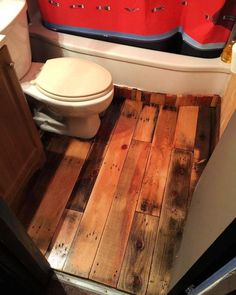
[47, 209, 82, 270]
[90, 140, 150, 286]
[67, 99, 124, 212]
[152, 106, 178, 148]
[137, 107, 178, 216]
[28, 139, 91, 255]
[133, 105, 158, 142]
[63, 100, 142, 278]
[174, 106, 199, 151]
[147, 149, 192, 295]
[117, 213, 159, 295]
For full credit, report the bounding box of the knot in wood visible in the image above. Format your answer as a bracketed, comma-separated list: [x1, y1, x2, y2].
[135, 239, 144, 251]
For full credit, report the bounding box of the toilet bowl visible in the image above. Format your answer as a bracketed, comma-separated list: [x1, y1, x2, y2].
[21, 58, 114, 138]
[1, 0, 114, 139]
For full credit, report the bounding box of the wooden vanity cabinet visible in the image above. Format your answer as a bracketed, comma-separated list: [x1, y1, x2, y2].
[0, 45, 45, 209]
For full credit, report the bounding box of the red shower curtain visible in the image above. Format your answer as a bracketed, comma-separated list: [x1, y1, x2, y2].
[38, 0, 236, 57]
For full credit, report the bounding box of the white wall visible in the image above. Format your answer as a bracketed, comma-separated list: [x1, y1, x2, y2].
[170, 111, 236, 289]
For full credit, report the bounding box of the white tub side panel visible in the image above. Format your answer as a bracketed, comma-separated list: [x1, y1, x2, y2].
[30, 36, 230, 96]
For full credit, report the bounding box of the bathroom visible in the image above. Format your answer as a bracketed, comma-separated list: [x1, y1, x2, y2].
[1, 0, 236, 294]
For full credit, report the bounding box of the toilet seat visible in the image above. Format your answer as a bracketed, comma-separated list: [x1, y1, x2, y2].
[34, 57, 113, 102]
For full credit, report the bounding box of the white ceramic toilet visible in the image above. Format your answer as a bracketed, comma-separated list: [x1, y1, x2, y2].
[1, 0, 114, 138]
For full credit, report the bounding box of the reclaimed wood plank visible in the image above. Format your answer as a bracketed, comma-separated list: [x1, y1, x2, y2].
[47, 209, 82, 270]
[165, 95, 176, 107]
[63, 100, 142, 278]
[147, 149, 192, 295]
[141, 91, 151, 103]
[90, 140, 150, 286]
[210, 104, 220, 154]
[133, 105, 158, 142]
[28, 139, 91, 255]
[67, 99, 124, 212]
[152, 106, 178, 148]
[150, 93, 165, 105]
[117, 213, 159, 295]
[176, 95, 213, 107]
[137, 107, 178, 216]
[136, 147, 172, 217]
[174, 106, 199, 151]
[190, 107, 211, 198]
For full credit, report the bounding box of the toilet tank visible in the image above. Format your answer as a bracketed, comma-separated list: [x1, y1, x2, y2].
[0, 0, 31, 79]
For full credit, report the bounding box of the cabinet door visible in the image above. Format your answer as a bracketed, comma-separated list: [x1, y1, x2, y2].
[0, 45, 45, 208]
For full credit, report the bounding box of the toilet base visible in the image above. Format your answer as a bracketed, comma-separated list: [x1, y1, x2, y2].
[33, 110, 101, 139]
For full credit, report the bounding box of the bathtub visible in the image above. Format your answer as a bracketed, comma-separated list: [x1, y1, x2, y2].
[28, 10, 231, 96]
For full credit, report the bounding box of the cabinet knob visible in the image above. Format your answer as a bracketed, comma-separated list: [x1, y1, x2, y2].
[9, 62, 14, 68]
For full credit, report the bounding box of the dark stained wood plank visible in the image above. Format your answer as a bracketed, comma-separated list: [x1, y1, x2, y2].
[90, 140, 150, 286]
[17, 135, 70, 228]
[141, 91, 151, 103]
[47, 209, 82, 270]
[147, 149, 193, 295]
[133, 105, 158, 142]
[165, 95, 176, 107]
[190, 107, 211, 198]
[28, 139, 91, 255]
[210, 104, 220, 154]
[137, 107, 178, 216]
[67, 99, 124, 212]
[63, 100, 142, 278]
[114, 85, 136, 100]
[117, 213, 159, 295]
[174, 106, 199, 151]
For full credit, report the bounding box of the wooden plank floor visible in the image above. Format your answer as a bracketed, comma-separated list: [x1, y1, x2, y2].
[17, 86, 220, 295]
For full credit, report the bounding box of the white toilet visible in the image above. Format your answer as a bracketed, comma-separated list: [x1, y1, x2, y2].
[1, 0, 114, 139]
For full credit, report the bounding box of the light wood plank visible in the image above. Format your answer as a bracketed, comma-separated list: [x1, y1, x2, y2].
[174, 106, 199, 151]
[147, 149, 192, 295]
[47, 209, 82, 270]
[137, 107, 177, 216]
[117, 213, 159, 295]
[152, 106, 178, 148]
[137, 147, 171, 217]
[90, 140, 150, 286]
[28, 139, 91, 255]
[190, 107, 211, 198]
[63, 100, 142, 278]
[133, 105, 158, 142]
[67, 99, 124, 212]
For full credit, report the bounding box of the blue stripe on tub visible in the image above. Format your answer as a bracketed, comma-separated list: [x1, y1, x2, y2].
[43, 21, 225, 50]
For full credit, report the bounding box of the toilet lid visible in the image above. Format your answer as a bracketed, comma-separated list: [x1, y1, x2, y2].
[34, 57, 113, 102]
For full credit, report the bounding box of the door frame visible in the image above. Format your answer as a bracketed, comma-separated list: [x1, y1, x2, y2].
[169, 219, 236, 295]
